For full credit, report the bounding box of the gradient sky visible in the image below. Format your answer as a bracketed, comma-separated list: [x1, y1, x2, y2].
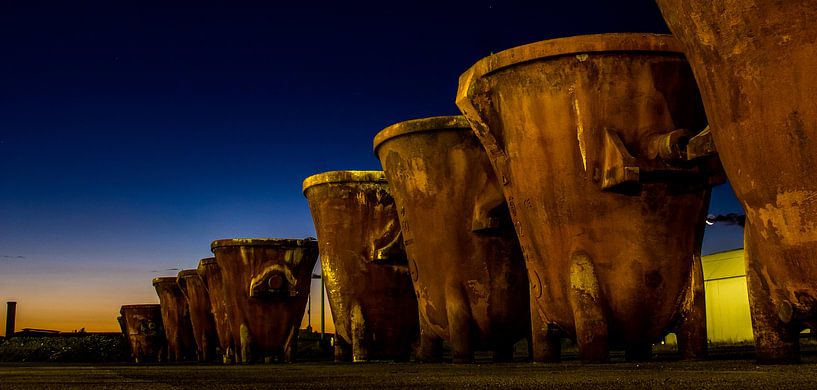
[0, 1, 744, 332]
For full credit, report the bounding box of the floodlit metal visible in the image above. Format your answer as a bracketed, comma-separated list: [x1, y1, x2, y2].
[211, 238, 319, 363]
[119, 304, 166, 363]
[657, 0, 817, 363]
[152, 276, 197, 362]
[457, 33, 721, 362]
[198, 257, 234, 363]
[303, 170, 419, 362]
[374, 116, 531, 363]
[178, 268, 218, 362]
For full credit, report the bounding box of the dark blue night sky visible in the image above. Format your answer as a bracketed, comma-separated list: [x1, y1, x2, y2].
[0, 1, 744, 330]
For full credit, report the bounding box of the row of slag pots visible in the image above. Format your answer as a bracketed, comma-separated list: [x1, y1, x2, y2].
[121, 0, 817, 364]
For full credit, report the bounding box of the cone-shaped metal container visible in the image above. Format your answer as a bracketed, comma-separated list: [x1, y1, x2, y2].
[198, 257, 234, 363]
[153, 277, 196, 362]
[120, 304, 166, 363]
[374, 116, 531, 363]
[211, 238, 319, 363]
[303, 170, 419, 362]
[178, 268, 218, 362]
[657, 1, 817, 363]
[457, 33, 720, 362]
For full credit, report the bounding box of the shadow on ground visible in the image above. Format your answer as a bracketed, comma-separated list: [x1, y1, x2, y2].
[3, 356, 817, 389]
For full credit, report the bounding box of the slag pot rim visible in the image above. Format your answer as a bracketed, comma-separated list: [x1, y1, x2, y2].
[461, 33, 683, 80]
[210, 237, 318, 252]
[197, 257, 217, 268]
[373, 115, 471, 156]
[302, 170, 387, 194]
[120, 304, 162, 311]
[152, 276, 179, 286]
[177, 269, 199, 278]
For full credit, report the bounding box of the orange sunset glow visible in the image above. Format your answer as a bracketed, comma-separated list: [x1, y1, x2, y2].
[0, 264, 334, 335]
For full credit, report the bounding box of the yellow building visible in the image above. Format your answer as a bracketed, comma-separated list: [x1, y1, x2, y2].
[701, 248, 754, 343]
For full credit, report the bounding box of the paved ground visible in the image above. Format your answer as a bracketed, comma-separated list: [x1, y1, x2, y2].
[3, 357, 817, 389]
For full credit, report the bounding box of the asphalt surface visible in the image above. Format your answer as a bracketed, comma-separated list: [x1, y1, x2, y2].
[3, 358, 817, 389]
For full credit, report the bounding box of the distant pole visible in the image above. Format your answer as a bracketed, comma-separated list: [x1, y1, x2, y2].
[320, 277, 325, 340]
[5, 301, 17, 339]
[307, 286, 312, 331]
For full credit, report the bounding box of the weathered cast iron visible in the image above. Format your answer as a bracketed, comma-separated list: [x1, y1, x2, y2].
[198, 257, 234, 363]
[374, 116, 531, 363]
[152, 277, 196, 362]
[120, 304, 165, 363]
[457, 33, 719, 362]
[656, 0, 817, 363]
[303, 170, 419, 362]
[178, 269, 218, 362]
[211, 238, 319, 363]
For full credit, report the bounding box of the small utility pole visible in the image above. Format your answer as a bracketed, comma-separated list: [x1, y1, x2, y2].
[306, 288, 312, 332]
[320, 276, 325, 340]
[311, 273, 325, 340]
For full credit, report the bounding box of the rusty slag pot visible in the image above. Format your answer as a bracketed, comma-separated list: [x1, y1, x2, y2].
[458, 33, 722, 362]
[374, 116, 532, 363]
[657, 0, 817, 363]
[303, 170, 420, 362]
[211, 238, 319, 363]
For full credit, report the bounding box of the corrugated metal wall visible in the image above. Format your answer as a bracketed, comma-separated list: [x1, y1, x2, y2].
[701, 249, 754, 343]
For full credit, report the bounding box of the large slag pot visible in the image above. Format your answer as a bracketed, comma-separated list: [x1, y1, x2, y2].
[374, 116, 531, 363]
[152, 277, 197, 361]
[198, 257, 234, 363]
[457, 33, 720, 362]
[211, 238, 319, 363]
[120, 304, 165, 363]
[178, 268, 218, 362]
[303, 170, 419, 362]
[656, 0, 817, 363]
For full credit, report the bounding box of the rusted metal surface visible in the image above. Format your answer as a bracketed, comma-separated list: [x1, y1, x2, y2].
[152, 277, 196, 362]
[656, 0, 817, 363]
[198, 257, 234, 363]
[685, 126, 717, 161]
[178, 269, 218, 362]
[457, 33, 720, 362]
[303, 170, 419, 362]
[374, 116, 531, 363]
[211, 238, 319, 363]
[119, 304, 166, 363]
